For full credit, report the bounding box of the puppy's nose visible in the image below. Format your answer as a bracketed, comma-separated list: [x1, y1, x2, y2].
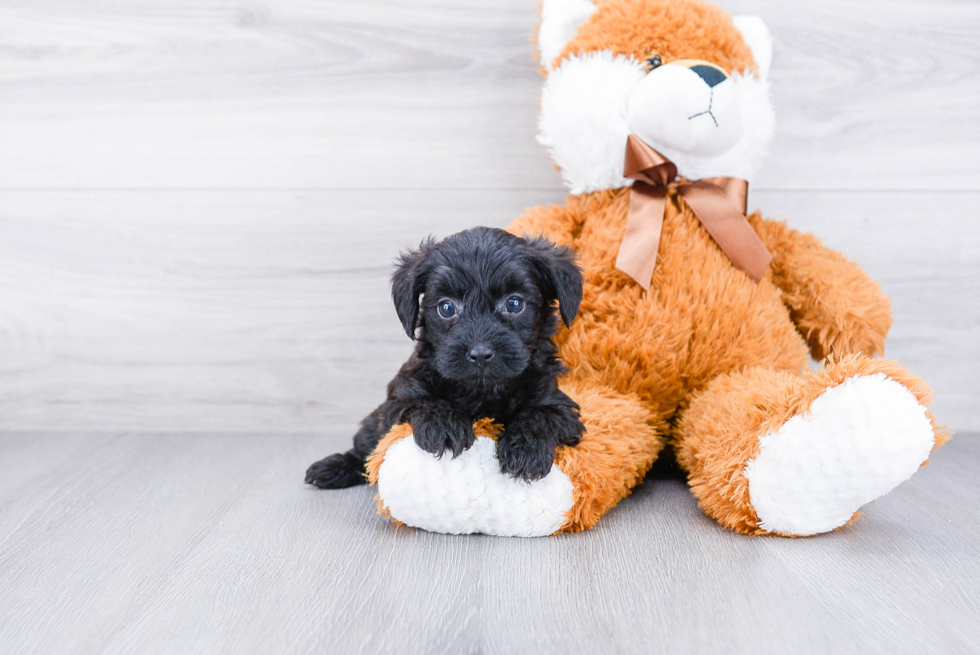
[690, 64, 727, 88]
[467, 345, 495, 366]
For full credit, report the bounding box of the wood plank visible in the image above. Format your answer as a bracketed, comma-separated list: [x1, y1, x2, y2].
[478, 479, 874, 654]
[0, 432, 975, 654]
[0, 189, 976, 432]
[0, 189, 559, 433]
[0, 0, 977, 190]
[0, 433, 287, 654]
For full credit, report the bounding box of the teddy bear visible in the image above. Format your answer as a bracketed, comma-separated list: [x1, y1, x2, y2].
[364, 0, 947, 537]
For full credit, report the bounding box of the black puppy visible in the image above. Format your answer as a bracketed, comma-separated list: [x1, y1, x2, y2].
[305, 226, 585, 488]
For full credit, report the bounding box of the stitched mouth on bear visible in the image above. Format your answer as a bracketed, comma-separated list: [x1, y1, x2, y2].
[679, 61, 731, 128]
[627, 59, 742, 156]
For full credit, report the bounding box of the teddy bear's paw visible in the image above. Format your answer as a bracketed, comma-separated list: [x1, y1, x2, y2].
[743, 373, 935, 536]
[375, 435, 574, 537]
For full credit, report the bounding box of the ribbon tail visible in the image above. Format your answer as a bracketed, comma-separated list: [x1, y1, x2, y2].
[616, 183, 667, 290]
[679, 182, 773, 283]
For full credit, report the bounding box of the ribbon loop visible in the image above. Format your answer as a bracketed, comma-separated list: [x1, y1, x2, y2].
[615, 135, 772, 289]
[624, 134, 677, 187]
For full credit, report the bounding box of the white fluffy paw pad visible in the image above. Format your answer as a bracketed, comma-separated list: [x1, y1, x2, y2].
[744, 373, 934, 536]
[376, 436, 574, 537]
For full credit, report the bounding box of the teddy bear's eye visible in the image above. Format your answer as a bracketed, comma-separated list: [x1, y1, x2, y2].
[645, 55, 664, 71]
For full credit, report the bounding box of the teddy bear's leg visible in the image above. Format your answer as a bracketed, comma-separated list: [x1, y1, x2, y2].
[366, 380, 664, 536]
[551, 381, 664, 532]
[673, 355, 947, 536]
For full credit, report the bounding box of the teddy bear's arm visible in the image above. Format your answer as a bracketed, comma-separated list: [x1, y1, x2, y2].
[506, 201, 582, 248]
[751, 215, 892, 360]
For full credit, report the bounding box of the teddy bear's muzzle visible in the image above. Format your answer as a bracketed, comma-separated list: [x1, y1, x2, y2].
[626, 60, 743, 157]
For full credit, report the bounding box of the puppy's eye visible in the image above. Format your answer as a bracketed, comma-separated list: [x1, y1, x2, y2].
[505, 296, 525, 314]
[437, 299, 456, 318]
[645, 54, 663, 72]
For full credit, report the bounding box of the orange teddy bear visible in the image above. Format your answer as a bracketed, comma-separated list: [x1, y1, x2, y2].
[366, 0, 947, 537]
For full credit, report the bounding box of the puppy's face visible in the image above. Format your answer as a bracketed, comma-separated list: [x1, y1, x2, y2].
[391, 227, 582, 385]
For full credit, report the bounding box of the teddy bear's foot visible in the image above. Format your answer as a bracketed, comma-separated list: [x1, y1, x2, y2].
[374, 427, 575, 537]
[744, 371, 935, 535]
[366, 383, 663, 536]
[676, 355, 945, 536]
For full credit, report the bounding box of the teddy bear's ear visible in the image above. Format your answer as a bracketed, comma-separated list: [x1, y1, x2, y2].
[732, 15, 773, 81]
[538, 0, 597, 70]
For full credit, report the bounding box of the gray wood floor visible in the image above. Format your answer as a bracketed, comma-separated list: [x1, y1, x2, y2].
[0, 431, 977, 654]
[2, 0, 979, 653]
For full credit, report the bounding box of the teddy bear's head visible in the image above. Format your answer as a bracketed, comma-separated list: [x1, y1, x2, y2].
[537, 0, 774, 194]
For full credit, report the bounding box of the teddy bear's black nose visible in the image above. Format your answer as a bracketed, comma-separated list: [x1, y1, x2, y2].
[690, 64, 727, 88]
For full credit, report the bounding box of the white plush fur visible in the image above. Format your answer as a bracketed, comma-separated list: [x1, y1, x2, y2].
[628, 65, 744, 157]
[538, 51, 646, 194]
[538, 51, 775, 193]
[538, 0, 597, 69]
[733, 15, 773, 81]
[744, 374, 935, 536]
[376, 436, 575, 537]
[646, 71, 774, 182]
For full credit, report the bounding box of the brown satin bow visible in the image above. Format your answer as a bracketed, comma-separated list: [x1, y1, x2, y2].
[614, 134, 773, 289]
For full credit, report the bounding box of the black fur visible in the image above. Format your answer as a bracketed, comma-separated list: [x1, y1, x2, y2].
[305, 226, 585, 488]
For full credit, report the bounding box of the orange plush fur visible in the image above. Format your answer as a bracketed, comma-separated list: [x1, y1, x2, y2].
[506, 0, 945, 534]
[554, 0, 756, 75]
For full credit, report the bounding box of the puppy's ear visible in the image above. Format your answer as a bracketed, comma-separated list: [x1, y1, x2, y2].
[391, 237, 436, 339]
[525, 236, 583, 327]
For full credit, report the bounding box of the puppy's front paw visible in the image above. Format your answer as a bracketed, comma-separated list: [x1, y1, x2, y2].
[412, 408, 475, 458]
[496, 428, 557, 482]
